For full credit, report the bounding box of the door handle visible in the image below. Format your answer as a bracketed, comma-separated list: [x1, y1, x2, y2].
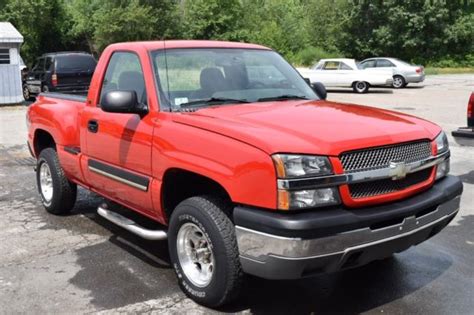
[88, 120, 99, 133]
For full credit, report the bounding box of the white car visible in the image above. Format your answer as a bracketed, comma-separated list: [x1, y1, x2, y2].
[297, 58, 393, 93]
[359, 57, 425, 88]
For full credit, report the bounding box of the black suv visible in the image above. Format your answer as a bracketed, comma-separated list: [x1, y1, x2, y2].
[23, 52, 96, 100]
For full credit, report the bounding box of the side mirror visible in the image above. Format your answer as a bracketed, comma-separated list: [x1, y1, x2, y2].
[101, 90, 146, 115]
[311, 82, 327, 100]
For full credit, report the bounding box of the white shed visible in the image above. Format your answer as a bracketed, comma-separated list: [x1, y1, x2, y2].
[0, 22, 24, 104]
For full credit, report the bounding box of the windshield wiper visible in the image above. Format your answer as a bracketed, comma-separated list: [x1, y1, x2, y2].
[180, 97, 250, 108]
[257, 95, 310, 102]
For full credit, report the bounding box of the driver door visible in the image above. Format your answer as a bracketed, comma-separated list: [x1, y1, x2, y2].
[82, 51, 155, 214]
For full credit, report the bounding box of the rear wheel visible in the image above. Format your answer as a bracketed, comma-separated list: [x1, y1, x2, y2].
[353, 81, 369, 93]
[168, 196, 243, 307]
[36, 148, 77, 214]
[392, 75, 406, 88]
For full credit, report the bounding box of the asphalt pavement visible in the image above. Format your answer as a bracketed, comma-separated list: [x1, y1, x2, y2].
[0, 74, 473, 314]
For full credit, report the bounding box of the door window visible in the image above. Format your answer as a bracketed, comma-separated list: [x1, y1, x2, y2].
[376, 59, 395, 67]
[359, 60, 376, 69]
[32, 58, 45, 71]
[323, 61, 340, 70]
[100, 52, 147, 105]
[45, 57, 53, 71]
[340, 62, 353, 70]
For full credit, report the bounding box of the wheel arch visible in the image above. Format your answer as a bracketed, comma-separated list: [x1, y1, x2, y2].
[33, 128, 56, 156]
[161, 168, 233, 222]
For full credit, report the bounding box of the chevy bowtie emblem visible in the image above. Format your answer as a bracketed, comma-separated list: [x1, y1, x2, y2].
[389, 161, 408, 180]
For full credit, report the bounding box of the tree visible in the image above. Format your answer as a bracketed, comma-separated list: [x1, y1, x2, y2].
[0, 0, 70, 64]
[181, 0, 244, 40]
[92, 0, 158, 52]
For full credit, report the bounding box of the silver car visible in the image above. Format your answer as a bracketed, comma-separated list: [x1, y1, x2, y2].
[359, 57, 425, 88]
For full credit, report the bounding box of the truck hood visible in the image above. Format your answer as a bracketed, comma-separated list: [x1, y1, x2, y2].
[172, 100, 440, 156]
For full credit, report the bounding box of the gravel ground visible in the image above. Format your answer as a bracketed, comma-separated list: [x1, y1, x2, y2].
[0, 74, 473, 314]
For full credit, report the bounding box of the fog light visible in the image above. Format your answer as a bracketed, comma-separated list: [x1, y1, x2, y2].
[278, 187, 340, 210]
[436, 159, 450, 180]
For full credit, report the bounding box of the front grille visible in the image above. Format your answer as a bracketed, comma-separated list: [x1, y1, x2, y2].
[340, 141, 432, 173]
[349, 168, 433, 199]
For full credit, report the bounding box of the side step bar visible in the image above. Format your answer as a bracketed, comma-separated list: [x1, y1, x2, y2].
[97, 206, 167, 240]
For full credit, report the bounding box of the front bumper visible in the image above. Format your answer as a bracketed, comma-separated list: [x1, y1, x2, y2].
[234, 175, 462, 279]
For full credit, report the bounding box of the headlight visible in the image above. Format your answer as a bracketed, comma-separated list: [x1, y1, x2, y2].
[434, 131, 449, 154]
[272, 154, 333, 178]
[273, 154, 340, 210]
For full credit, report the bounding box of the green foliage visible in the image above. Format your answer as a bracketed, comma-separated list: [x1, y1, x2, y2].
[239, 0, 311, 58]
[338, 0, 474, 64]
[1, 0, 473, 67]
[291, 46, 341, 66]
[92, 0, 157, 52]
[181, 0, 244, 40]
[0, 0, 70, 64]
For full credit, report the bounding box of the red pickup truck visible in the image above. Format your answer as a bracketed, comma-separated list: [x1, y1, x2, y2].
[27, 40, 463, 307]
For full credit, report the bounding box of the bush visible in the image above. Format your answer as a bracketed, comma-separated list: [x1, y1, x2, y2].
[428, 54, 474, 68]
[291, 46, 340, 67]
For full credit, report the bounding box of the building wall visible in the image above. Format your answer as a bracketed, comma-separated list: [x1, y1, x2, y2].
[0, 43, 23, 104]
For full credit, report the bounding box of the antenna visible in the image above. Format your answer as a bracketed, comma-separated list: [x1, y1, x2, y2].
[163, 39, 172, 111]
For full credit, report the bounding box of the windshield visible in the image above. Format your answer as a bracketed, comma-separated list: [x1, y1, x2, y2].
[151, 48, 318, 110]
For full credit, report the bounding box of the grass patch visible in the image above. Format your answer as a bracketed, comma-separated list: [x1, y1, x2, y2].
[424, 67, 474, 75]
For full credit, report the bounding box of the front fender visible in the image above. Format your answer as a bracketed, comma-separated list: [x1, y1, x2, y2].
[152, 119, 277, 210]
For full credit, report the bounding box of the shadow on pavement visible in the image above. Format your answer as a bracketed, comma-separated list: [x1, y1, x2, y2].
[66, 193, 474, 313]
[328, 89, 393, 94]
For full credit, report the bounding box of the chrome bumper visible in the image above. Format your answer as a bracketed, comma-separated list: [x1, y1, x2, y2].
[236, 195, 460, 276]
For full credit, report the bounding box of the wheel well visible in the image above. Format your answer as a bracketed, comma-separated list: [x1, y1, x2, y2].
[34, 129, 56, 155]
[161, 169, 232, 221]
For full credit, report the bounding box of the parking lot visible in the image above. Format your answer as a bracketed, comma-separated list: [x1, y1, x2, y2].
[0, 74, 473, 314]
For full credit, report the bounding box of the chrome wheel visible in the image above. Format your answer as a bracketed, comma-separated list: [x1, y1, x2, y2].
[39, 162, 53, 205]
[177, 222, 215, 287]
[355, 81, 368, 93]
[393, 76, 405, 88]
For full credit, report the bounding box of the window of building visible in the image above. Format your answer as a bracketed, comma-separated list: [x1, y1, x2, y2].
[0, 49, 10, 64]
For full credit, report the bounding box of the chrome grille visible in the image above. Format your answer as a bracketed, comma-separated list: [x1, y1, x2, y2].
[340, 141, 432, 173]
[348, 168, 433, 199]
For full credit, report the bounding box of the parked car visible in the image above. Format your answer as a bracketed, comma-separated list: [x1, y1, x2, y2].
[452, 92, 474, 146]
[23, 51, 96, 100]
[359, 57, 425, 88]
[27, 40, 462, 308]
[297, 58, 393, 93]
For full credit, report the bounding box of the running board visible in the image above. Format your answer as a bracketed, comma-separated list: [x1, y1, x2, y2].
[97, 206, 167, 240]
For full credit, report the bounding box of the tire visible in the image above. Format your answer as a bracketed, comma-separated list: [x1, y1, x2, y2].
[42, 85, 50, 93]
[392, 75, 406, 89]
[168, 196, 243, 307]
[353, 81, 369, 93]
[36, 148, 77, 214]
[23, 84, 32, 101]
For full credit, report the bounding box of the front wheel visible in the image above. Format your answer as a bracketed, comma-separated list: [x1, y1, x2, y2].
[168, 196, 243, 307]
[353, 81, 369, 93]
